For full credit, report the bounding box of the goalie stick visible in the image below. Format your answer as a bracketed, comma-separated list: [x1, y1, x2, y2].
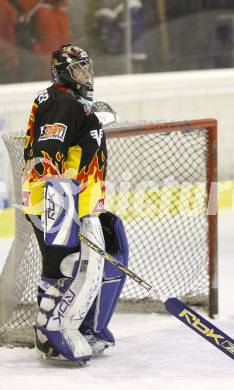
[43, 179, 234, 361]
[80, 234, 234, 361]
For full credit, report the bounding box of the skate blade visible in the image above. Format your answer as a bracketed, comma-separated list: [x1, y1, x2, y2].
[39, 353, 88, 367]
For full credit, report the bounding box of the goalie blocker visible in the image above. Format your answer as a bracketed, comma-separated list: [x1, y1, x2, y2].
[35, 179, 129, 362]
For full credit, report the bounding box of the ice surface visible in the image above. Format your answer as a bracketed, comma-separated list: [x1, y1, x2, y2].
[0, 211, 233, 390]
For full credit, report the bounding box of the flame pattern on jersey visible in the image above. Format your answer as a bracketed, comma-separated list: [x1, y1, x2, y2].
[77, 151, 105, 194]
[23, 151, 65, 183]
[24, 102, 38, 155]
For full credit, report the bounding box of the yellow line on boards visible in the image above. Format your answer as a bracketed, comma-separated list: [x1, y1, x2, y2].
[0, 181, 234, 239]
[0, 208, 15, 238]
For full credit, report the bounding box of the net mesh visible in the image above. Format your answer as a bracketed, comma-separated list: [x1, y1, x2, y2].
[0, 120, 216, 346]
[106, 127, 210, 312]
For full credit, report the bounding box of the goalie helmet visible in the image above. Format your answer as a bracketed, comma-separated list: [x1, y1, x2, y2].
[51, 44, 94, 101]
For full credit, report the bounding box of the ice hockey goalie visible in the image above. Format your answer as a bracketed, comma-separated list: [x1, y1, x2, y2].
[22, 44, 129, 363]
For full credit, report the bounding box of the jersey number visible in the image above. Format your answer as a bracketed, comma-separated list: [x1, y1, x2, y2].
[37, 90, 49, 104]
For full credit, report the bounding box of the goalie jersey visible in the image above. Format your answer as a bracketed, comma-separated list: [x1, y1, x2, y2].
[22, 83, 108, 217]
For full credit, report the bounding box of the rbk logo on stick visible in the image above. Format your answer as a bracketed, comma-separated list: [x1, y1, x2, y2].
[165, 298, 234, 360]
[179, 309, 225, 345]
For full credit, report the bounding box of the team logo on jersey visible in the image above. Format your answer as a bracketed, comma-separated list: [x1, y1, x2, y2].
[90, 129, 103, 146]
[39, 123, 67, 142]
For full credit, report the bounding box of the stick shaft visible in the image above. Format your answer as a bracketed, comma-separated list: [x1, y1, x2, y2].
[79, 233, 152, 291]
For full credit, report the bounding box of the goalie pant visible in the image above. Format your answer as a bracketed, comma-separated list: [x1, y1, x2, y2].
[29, 211, 129, 361]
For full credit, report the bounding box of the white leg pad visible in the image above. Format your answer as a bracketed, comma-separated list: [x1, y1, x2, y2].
[44, 215, 105, 360]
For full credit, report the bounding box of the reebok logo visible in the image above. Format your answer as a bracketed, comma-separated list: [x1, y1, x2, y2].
[179, 309, 225, 345]
[90, 129, 103, 146]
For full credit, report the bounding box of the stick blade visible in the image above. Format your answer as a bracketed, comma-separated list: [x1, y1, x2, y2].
[165, 297, 234, 360]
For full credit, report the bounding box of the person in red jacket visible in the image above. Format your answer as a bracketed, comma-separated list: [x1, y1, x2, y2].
[0, 0, 19, 83]
[16, 0, 70, 80]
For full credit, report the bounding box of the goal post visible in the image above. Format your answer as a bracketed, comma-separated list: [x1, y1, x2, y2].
[0, 118, 217, 347]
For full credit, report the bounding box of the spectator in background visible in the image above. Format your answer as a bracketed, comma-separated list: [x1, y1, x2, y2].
[0, 0, 19, 83]
[33, 0, 70, 70]
[94, 0, 125, 55]
[13, 0, 70, 81]
[94, 0, 146, 73]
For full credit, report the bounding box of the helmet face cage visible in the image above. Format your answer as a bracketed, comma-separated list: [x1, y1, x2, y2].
[51, 45, 94, 91]
[68, 58, 94, 88]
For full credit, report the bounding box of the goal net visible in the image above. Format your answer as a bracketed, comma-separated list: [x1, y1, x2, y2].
[0, 119, 217, 347]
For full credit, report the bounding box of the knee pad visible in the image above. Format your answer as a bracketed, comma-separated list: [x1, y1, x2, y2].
[80, 211, 129, 344]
